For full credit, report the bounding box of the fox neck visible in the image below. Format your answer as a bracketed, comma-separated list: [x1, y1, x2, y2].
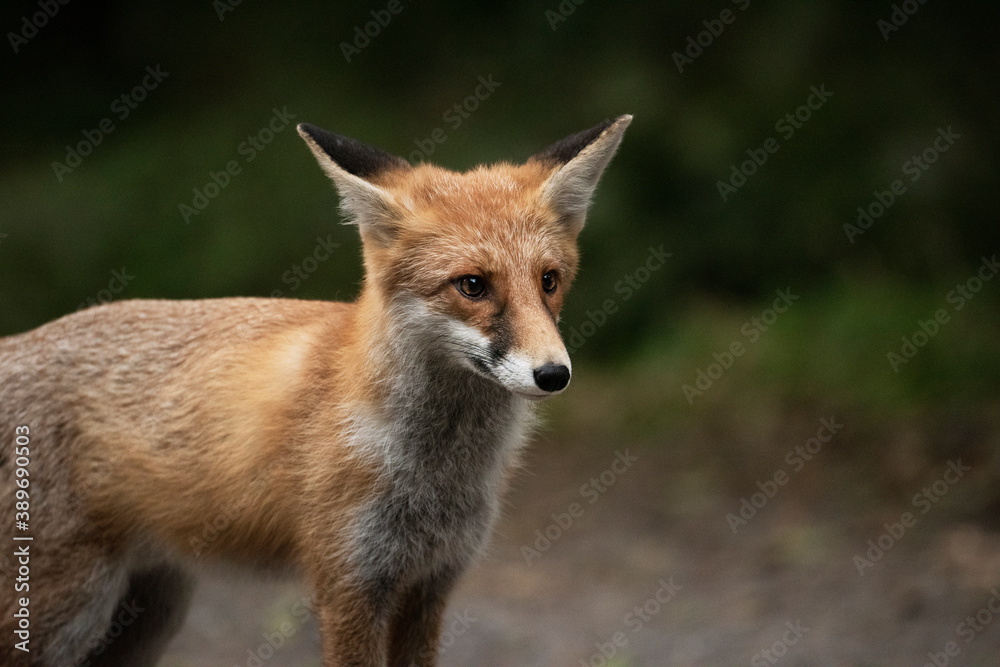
[345, 289, 534, 577]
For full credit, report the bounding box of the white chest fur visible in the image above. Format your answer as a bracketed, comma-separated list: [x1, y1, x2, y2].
[346, 363, 533, 587]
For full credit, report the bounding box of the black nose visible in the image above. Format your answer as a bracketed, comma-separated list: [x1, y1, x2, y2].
[533, 364, 571, 392]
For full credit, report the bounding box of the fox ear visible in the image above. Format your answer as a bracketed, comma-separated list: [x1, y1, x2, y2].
[531, 115, 632, 232]
[297, 123, 411, 242]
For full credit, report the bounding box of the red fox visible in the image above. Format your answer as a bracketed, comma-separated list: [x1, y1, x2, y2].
[0, 114, 631, 666]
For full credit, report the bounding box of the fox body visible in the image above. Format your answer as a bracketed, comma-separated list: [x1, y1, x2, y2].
[0, 115, 630, 666]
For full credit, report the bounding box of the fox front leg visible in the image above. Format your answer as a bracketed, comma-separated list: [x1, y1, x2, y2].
[316, 580, 391, 667]
[387, 570, 459, 667]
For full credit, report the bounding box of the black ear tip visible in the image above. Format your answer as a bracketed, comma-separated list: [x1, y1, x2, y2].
[297, 122, 337, 144]
[297, 122, 316, 140]
[530, 115, 632, 166]
[298, 122, 410, 179]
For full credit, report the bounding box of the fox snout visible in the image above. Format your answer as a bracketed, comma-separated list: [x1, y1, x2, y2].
[428, 303, 572, 399]
[482, 340, 573, 399]
[487, 353, 571, 400]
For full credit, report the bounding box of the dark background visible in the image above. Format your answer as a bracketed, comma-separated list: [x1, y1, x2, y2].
[2, 1, 999, 665]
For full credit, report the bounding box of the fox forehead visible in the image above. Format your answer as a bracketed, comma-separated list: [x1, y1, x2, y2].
[379, 159, 553, 232]
[372, 161, 579, 290]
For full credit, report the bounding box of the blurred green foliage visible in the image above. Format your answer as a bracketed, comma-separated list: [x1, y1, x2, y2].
[1, 0, 998, 416]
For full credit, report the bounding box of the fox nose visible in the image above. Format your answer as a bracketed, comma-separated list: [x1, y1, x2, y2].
[533, 364, 571, 393]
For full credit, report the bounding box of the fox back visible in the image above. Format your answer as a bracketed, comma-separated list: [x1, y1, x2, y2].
[0, 115, 630, 666]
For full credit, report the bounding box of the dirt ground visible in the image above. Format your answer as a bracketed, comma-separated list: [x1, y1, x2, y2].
[160, 434, 1000, 666]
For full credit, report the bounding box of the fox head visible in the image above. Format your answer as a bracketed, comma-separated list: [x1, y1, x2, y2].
[297, 116, 631, 400]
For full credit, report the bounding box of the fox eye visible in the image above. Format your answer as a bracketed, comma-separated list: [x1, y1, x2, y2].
[456, 275, 487, 299]
[541, 271, 558, 294]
